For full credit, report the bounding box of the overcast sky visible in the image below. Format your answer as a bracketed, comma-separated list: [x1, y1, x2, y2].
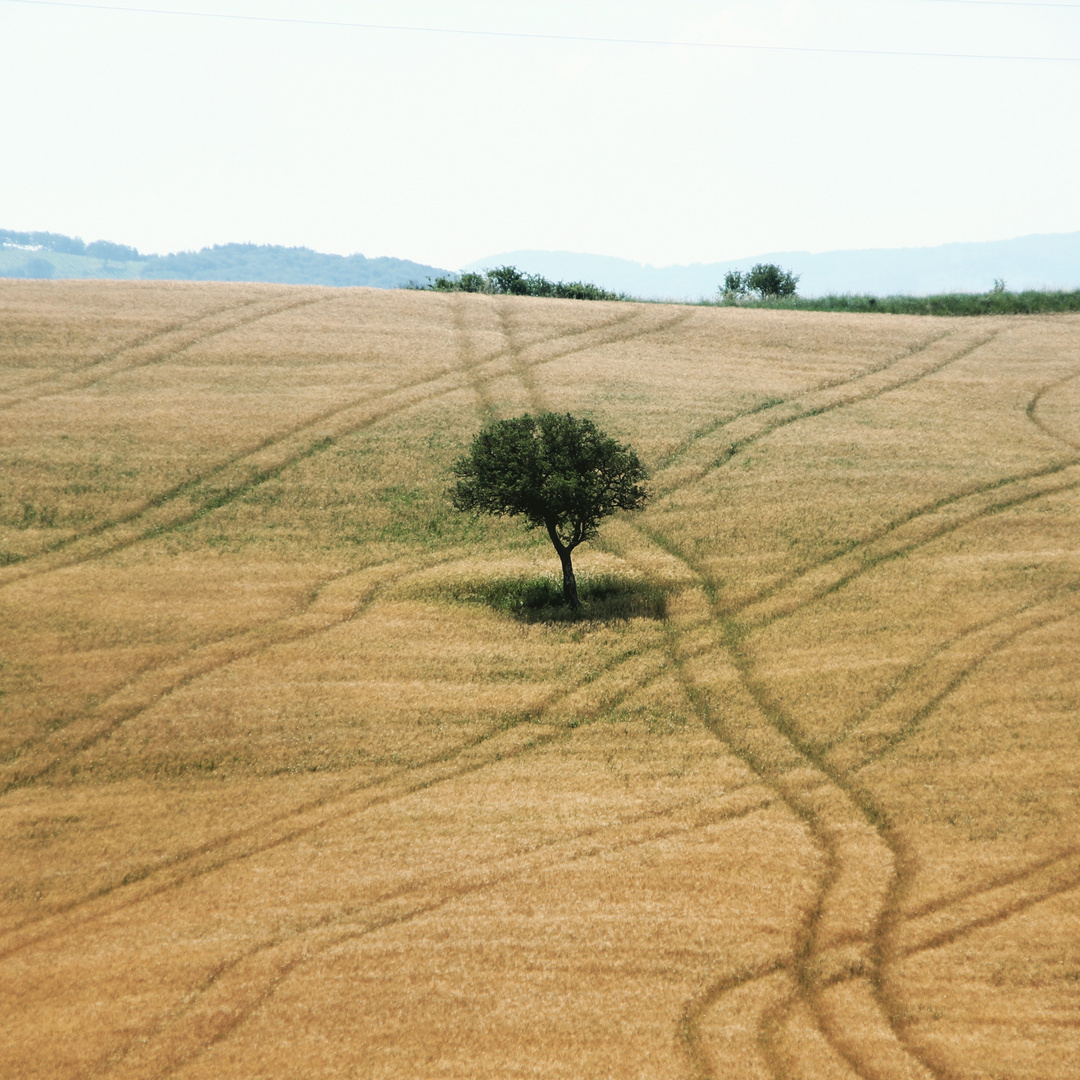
[2, 0, 1079, 269]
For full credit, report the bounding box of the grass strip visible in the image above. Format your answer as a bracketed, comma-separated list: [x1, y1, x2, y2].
[713, 289, 1080, 316]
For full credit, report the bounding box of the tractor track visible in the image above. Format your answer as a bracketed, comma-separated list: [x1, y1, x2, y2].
[623, 325, 1080, 1079]
[0, 290, 550, 784]
[0, 302, 681, 588]
[681, 351, 1080, 1078]
[600, 324, 1026, 1077]
[0, 290, 322, 411]
[519, 312, 1060, 1080]
[0, 290, 288, 404]
[0, 605, 670, 960]
[0, 298, 684, 789]
[0, 301, 690, 954]
[84, 783, 770, 1080]
[11, 640, 713, 1078]
[6, 300, 1077, 1078]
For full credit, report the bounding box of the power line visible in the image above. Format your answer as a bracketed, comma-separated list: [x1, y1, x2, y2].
[911, 1, 1080, 8]
[3, 0, 1080, 63]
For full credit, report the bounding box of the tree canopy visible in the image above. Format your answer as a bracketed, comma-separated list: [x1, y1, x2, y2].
[450, 412, 648, 609]
[426, 265, 628, 302]
[722, 263, 800, 301]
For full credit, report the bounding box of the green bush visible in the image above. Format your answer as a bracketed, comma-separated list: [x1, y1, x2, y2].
[722, 270, 744, 298]
[746, 263, 800, 299]
[425, 265, 628, 302]
[487, 265, 530, 295]
[720, 263, 800, 301]
[458, 271, 486, 293]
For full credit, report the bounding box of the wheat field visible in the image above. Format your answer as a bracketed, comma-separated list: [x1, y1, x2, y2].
[1, 279, 1078, 1080]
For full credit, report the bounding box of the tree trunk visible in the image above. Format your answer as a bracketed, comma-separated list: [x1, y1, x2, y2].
[546, 522, 581, 611]
[559, 547, 580, 610]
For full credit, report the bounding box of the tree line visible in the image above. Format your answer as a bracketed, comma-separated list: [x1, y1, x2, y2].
[422, 265, 630, 302]
[0, 228, 140, 262]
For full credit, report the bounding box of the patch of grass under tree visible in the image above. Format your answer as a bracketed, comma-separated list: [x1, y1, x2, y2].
[432, 572, 668, 623]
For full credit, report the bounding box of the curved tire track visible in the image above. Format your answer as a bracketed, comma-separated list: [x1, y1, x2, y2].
[0, 303, 678, 775]
[600, 326, 1077, 1079]
[693, 353, 1080, 1078]
[0, 290, 319, 411]
[7, 304, 1066, 1078]
[0, 559, 414, 795]
[738, 461, 1080, 632]
[0, 291, 286, 404]
[0, 304, 681, 589]
[89, 784, 769, 1080]
[623, 335, 1021, 1076]
[1026, 368, 1080, 451]
[0, 612, 670, 960]
[829, 584, 1080, 774]
[650, 326, 997, 498]
[18, 646, 693, 1077]
[609, 327, 1024, 1077]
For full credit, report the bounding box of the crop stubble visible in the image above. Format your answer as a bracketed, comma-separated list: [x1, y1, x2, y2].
[0, 281, 1077, 1079]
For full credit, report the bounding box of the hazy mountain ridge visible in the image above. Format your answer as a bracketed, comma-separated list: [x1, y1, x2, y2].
[141, 243, 447, 288]
[0, 231, 448, 288]
[5, 227, 1078, 298]
[465, 232, 1080, 300]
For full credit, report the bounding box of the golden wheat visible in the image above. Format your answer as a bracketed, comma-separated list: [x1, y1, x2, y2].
[1, 280, 1077, 1079]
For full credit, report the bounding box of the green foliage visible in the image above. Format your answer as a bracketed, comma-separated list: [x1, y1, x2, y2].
[427, 265, 629, 302]
[0, 228, 88, 254]
[86, 239, 140, 262]
[722, 270, 745, 297]
[451, 412, 648, 548]
[739, 288, 1080, 316]
[487, 265, 530, 295]
[450, 412, 648, 608]
[746, 263, 800, 299]
[544, 279, 629, 301]
[463, 573, 567, 613]
[458, 271, 487, 293]
[720, 263, 800, 301]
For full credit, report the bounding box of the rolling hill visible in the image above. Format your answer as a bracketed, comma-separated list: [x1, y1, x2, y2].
[2, 280, 1078, 1078]
[0, 230, 448, 288]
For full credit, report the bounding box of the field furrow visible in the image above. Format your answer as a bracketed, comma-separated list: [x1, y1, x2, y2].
[0, 615, 667, 956]
[0, 291, 321, 411]
[2, 285, 1076, 1079]
[0, 303, 678, 585]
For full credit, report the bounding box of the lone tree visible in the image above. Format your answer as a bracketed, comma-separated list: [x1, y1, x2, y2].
[450, 412, 648, 610]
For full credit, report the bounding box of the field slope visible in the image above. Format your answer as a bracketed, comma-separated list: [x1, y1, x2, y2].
[1, 280, 1078, 1080]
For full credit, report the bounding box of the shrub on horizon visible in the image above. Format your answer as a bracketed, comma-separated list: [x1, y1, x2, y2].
[720, 263, 800, 301]
[424, 265, 626, 302]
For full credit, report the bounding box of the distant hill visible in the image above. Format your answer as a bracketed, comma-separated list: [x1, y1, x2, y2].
[465, 232, 1080, 300]
[8, 227, 1078, 299]
[141, 244, 448, 288]
[0, 230, 449, 288]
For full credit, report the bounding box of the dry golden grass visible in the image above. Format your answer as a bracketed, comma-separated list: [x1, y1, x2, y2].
[1, 279, 1078, 1079]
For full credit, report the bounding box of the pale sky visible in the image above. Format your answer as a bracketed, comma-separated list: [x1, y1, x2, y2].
[3, 0, 1079, 270]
